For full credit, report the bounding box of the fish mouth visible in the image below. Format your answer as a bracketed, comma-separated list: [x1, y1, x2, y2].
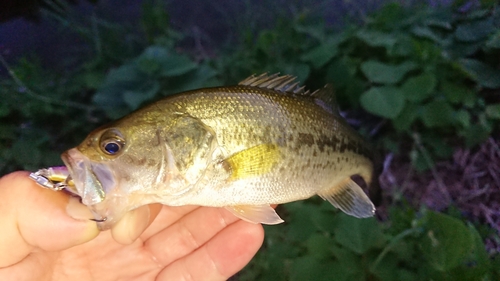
[61, 149, 117, 225]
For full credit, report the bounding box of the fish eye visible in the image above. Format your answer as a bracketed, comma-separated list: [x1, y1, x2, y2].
[103, 141, 121, 154]
[99, 129, 125, 156]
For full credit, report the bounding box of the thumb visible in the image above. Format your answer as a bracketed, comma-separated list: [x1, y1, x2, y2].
[110, 203, 163, 245]
[0, 171, 99, 267]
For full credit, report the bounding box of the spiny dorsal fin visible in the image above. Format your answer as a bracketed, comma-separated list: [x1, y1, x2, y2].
[239, 73, 340, 115]
[239, 73, 312, 95]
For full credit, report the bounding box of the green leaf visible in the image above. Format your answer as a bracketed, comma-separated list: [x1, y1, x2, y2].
[309, 205, 341, 234]
[422, 133, 454, 159]
[360, 86, 405, 118]
[290, 257, 348, 281]
[122, 80, 160, 110]
[455, 110, 471, 128]
[360, 60, 417, 84]
[0, 125, 16, 140]
[334, 246, 366, 280]
[344, 78, 367, 106]
[421, 100, 455, 127]
[391, 35, 414, 56]
[411, 26, 447, 45]
[440, 81, 476, 106]
[455, 18, 495, 42]
[300, 41, 338, 69]
[463, 123, 491, 147]
[461, 9, 489, 20]
[459, 59, 500, 89]
[401, 73, 437, 102]
[100, 63, 145, 87]
[82, 71, 105, 89]
[492, 255, 500, 277]
[369, 3, 408, 29]
[396, 269, 419, 281]
[163, 64, 219, 94]
[450, 224, 492, 279]
[305, 234, 334, 259]
[333, 214, 385, 254]
[325, 58, 353, 89]
[485, 104, 500, 119]
[93, 63, 147, 118]
[446, 41, 483, 58]
[0, 102, 10, 117]
[424, 13, 453, 30]
[281, 63, 310, 83]
[294, 23, 327, 41]
[356, 29, 397, 49]
[393, 103, 420, 132]
[138, 46, 197, 77]
[256, 30, 276, 53]
[485, 30, 500, 49]
[411, 39, 444, 62]
[369, 252, 401, 281]
[420, 211, 475, 271]
[159, 54, 197, 76]
[285, 202, 320, 241]
[137, 53, 162, 75]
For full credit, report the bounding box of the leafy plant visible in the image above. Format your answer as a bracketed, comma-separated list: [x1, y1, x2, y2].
[93, 45, 219, 119]
[239, 200, 499, 281]
[1, 2, 499, 281]
[315, 3, 500, 170]
[0, 57, 100, 172]
[0, 0, 191, 173]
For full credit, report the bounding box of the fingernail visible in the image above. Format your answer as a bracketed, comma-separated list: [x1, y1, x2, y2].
[65, 196, 100, 244]
[66, 196, 93, 221]
[111, 206, 150, 244]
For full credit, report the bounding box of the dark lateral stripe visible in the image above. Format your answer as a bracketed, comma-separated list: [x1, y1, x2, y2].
[296, 132, 372, 160]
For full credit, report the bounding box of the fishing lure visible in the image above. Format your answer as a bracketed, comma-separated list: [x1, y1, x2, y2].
[29, 166, 73, 191]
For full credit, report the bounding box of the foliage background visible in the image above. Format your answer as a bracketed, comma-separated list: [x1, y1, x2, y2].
[1, 0, 499, 280]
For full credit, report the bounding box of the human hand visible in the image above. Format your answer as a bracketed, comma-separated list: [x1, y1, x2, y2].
[0, 171, 264, 280]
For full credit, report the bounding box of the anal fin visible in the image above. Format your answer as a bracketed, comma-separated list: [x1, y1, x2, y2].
[318, 178, 375, 218]
[225, 205, 284, 225]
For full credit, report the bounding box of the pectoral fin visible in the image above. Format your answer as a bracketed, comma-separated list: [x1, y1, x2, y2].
[225, 205, 284, 225]
[318, 178, 375, 218]
[222, 144, 280, 181]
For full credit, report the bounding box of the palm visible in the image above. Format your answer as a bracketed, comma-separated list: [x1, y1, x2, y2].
[65, 206, 262, 280]
[0, 172, 264, 281]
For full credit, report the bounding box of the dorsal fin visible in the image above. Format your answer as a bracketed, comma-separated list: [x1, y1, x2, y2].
[239, 73, 340, 115]
[239, 73, 311, 95]
[312, 84, 340, 115]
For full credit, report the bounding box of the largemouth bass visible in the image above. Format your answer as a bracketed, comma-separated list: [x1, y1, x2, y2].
[61, 73, 376, 229]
